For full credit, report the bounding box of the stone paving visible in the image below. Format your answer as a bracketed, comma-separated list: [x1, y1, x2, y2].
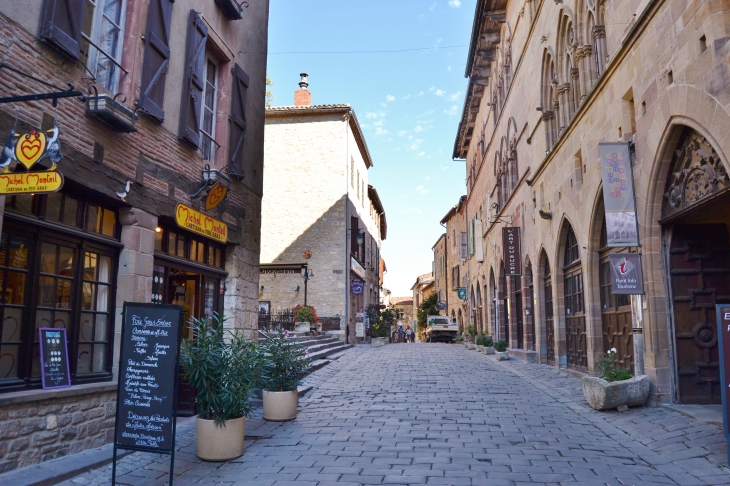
[61, 343, 730, 485]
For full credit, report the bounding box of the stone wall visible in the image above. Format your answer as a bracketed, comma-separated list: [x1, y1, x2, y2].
[0, 386, 116, 474]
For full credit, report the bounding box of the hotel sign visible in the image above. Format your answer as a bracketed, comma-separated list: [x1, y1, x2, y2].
[0, 171, 63, 194]
[502, 227, 521, 276]
[175, 203, 228, 243]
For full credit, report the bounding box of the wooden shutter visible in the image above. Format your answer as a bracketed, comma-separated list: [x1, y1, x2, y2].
[39, 0, 85, 59]
[179, 10, 208, 147]
[228, 63, 250, 177]
[351, 217, 359, 258]
[139, 0, 174, 122]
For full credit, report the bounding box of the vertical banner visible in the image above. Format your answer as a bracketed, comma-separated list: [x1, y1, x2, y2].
[715, 305, 730, 465]
[502, 227, 522, 276]
[600, 142, 639, 247]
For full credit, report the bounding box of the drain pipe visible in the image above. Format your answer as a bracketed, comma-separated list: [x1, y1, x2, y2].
[631, 294, 645, 376]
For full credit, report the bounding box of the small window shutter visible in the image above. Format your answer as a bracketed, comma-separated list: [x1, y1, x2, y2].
[351, 217, 358, 257]
[228, 63, 250, 177]
[39, 0, 85, 59]
[179, 10, 208, 147]
[459, 232, 468, 261]
[139, 0, 174, 122]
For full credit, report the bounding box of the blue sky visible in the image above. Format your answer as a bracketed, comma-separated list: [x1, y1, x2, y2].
[266, 0, 476, 297]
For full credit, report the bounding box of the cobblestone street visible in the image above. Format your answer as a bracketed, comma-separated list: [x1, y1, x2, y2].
[64, 344, 730, 486]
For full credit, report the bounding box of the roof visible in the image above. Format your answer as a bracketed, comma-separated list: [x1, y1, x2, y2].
[390, 296, 413, 306]
[368, 185, 387, 240]
[432, 233, 446, 251]
[440, 195, 467, 225]
[266, 105, 374, 168]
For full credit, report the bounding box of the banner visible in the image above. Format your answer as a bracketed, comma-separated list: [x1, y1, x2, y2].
[175, 203, 228, 243]
[502, 227, 522, 276]
[608, 253, 644, 294]
[0, 171, 63, 195]
[600, 142, 639, 247]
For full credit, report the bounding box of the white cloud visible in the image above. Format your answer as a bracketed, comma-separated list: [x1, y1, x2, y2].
[444, 105, 458, 115]
[439, 165, 449, 171]
[398, 130, 408, 137]
[448, 0, 461, 7]
[419, 109, 434, 117]
[418, 152, 426, 157]
[365, 112, 379, 119]
[418, 91, 424, 96]
[429, 2, 437, 11]
[375, 127, 388, 136]
[415, 185, 429, 194]
[447, 65, 452, 72]
[408, 139, 424, 151]
[414, 125, 424, 133]
[386, 94, 396, 102]
[429, 86, 446, 97]
[402, 94, 411, 100]
[448, 91, 462, 101]
[425, 176, 431, 181]
[373, 119, 384, 127]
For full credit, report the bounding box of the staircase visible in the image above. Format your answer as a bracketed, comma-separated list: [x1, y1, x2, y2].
[258, 333, 354, 373]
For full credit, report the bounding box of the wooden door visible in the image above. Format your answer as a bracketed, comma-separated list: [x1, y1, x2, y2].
[515, 278, 524, 349]
[599, 257, 633, 371]
[669, 224, 730, 404]
[544, 261, 555, 365]
[169, 275, 200, 415]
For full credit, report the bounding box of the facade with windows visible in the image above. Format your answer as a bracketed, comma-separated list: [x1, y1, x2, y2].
[431, 234, 447, 316]
[453, 0, 730, 404]
[259, 80, 386, 344]
[440, 196, 468, 331]
[0, 0, 269, 471]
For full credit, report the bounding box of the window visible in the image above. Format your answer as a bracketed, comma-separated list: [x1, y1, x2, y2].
[80, 0, 127, 91]
[200, 55, 219, 161]
[154, 227, 225, 270]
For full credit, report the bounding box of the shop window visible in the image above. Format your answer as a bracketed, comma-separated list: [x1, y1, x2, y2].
[157, 227, 224, 269]
[80, 0, 127, 91]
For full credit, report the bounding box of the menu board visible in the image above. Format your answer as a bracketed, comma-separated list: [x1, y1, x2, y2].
[114, 303, 182, 453]
[39, 328, 71, 389]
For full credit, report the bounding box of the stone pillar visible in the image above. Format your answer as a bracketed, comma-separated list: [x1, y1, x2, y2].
[114, 208, 157, 379]
[582, 44, 595, 93]
[542, 111, 555, 150]
[592, 25, 607, 74]
[557, 83, 571, 129]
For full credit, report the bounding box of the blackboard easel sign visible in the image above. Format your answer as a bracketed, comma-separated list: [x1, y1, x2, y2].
[39, 328, 71, 389]
[112, 303, 183, 485]
[716, 305, 730, 466]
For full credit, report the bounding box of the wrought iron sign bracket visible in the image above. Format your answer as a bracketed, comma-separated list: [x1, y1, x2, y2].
[0, 64, 86, 107]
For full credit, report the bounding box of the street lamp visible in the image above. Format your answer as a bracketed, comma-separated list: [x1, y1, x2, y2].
[356, 232, 364, 247]
[300, 266, 312, 306]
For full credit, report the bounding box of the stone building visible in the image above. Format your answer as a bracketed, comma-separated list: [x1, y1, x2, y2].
[410, 272, 435, 329]
[0, 0, 269, 471]
[432, 234, 447, 316]
[389, 297, 414, 330]
[440, 196, 468, 330]
[454, 0, 730, 402]
[259, 77, 387, 344]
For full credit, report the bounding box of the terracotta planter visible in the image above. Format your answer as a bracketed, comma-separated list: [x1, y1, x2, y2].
[263, 390, 298, 421]
[483, 346, 495, 355]
[581, 375, 651, 411]
[195, 416, 246, 461]
[495, 350, 509, 360]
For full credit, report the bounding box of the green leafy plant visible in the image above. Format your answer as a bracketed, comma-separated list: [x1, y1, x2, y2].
[367, 305, 395, 338]
[466, 324, 476, 336]
[261, 329, 311, 392]
[475, 333, 486, 346]
[453, 333, 464, 342]
[596, 348, 632, 382]
[494, 340, 508, 352]
[180, 313, 263, 425]
[294, 304, 318, 324]
[416, 292, 439, 325]
[484, 335, 494, 347]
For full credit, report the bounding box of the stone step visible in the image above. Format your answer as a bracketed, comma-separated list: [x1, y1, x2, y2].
[308, 343, 353, 361]
[325, 348, 353, 361]
[305, 340, 346, 355]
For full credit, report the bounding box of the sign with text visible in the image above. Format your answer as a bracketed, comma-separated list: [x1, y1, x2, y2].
[502, 227, 522, 276]
[114, 303, 182, 454]
[715, 305, 730, 463]
[351, 278, 364, 295]
[39, 328, 71, 389]
[356, 322, 364, 337]
[175, 203, 227, 243]
[608, 253, 645, 294]
[0, 171, 64, 195]
[600, 142, 639, 247]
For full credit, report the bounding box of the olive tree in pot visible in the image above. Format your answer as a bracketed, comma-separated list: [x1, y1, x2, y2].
[494, 340, 509, 360]
[261, 329, 311, 421]
[180, 313, 263, 461]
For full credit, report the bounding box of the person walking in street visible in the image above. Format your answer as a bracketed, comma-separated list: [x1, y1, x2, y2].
[398, 325, 404, 343]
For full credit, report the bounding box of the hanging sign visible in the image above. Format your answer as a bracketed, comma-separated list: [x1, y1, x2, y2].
[351, 278, 364, 295]
[204, 183, 228, 211]
[39, 328, 71, 390]
[502, 227, 522, 276]
[0, 171, 64, 194]
[715, 305, 730, 465]
[457, 287, 467, 301]
[608, 253, 645, 294]
[356, 322, 364, 337]
[600, 142, 639, 247]
[175, 203, 228, 243]
[0, 122, 65, 195]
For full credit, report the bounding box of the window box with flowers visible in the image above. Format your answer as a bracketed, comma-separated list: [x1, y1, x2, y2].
[581, 349, 650, 410]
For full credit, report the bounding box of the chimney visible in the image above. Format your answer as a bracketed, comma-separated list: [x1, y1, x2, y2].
[294, 73, 311, 106]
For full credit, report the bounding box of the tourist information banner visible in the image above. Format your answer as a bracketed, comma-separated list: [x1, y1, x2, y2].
[608, 253, 645, 294]
[599, 142, 639, 247]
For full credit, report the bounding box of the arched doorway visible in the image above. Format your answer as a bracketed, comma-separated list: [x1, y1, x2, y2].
[661, 127, 730, 404]
[489, 270, 497, 338]
[514, 273, 523, 349]
[563, 223, 587, 371]
[499, 263, 509, 346]
[476, 284, 483, 333]
[542, 253, 555, 365]
[524, 261, 535, 351]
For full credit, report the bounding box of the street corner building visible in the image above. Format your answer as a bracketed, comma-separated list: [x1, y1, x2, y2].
[0, 0, 269, 472]
[259, 76, 387, 345]
[452, 0, 730, 404]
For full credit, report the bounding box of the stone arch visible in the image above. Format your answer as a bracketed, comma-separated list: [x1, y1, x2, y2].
[557, 216, 587, 370]
[538, 247, 556, 365]
[541, 48, 559, 151]
[476, 284, 483, 333]
[489, 267, 497, 337]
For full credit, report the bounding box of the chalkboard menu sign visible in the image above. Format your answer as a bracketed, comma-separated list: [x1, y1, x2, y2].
[39, 328, 71, 389]
[113, 303, 182, 454]
[716, 305, 730, 465]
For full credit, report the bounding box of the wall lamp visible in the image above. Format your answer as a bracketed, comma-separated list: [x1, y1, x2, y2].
[357, 232, 365, 246]
[260, 285, 264, 291]
[539, 210, 553, 220]
[295, 286, 301, 292]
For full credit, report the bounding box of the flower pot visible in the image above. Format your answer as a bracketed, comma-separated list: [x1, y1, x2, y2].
[195, 416, 246, 461]
[295, 322, 310, 334]
[495, 350, 509, 360]
[466, 342, 475, 350]
[263, 390, 298, 421]
[581, 375, 651, 411]
[372, 337, 382, 347]
[476, 345, 483, 352]
[483, 346, 495, 355]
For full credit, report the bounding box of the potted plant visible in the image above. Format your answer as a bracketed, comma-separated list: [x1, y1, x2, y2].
[483, 335, 495, 354]
[261, 329, 311, 421]
[465, 324, 476, 349]
[294, 304, 318, 334]
[475, 332, 487, 352]
[494, 340, 509, 360]
[180, 313, 262, 461]
[581, 349, 650, 410]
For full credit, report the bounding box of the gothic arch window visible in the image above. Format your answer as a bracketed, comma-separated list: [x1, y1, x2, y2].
[508, 136, 519, 192]
[557, 16, 579, 126]
[563, 223, 587, 371]
[525, 261, 535, 351]
[541, 52, 559, 151]
[499, 263, 509, 345]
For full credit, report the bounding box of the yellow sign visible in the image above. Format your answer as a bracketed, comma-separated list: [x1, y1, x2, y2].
[14, 131, 47, 169]
[0, 171, 63, 195]
[175, 203, 227, 243]
[205, 183, 228, 211]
